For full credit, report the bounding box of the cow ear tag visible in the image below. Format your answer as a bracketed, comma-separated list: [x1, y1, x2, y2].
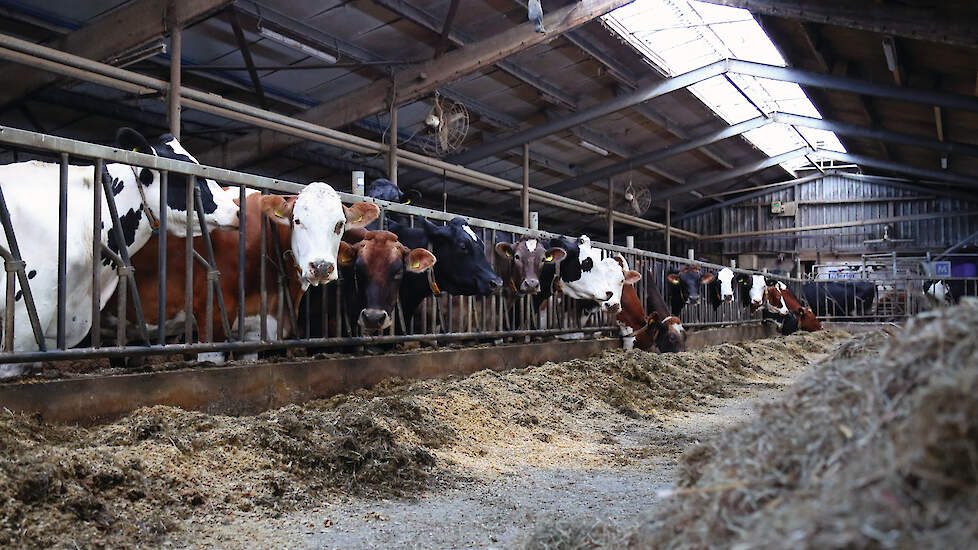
[274, 209, 285, 218]
[412, 261, 420, 269]
[545, 254, 553, 261]
[506, 250, 513, 257]
[403, 199, 411, 205]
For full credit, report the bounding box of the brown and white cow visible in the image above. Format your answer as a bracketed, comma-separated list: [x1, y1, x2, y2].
[616, 270, 686, 353]
[120, 182, 378, 354]
[767, 281, 821, 333]
[336, 230, 436, 334]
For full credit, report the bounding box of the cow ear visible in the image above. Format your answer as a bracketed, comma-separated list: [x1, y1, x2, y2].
[337, 241, 357, 267]
[405, 248, 436, 273]
[700, 272, 715, 285]
[401, 189, 422, 205]
[344, 202, 380, 229]
[543, 247, 566, 263]
[765, 278, 776, 286]
[624, 269, 641, 284]
[342, 227, 367, 244]
[495, 242, 514, 258]
[116, 127, 154, 156]
[648, 311, 662, 325]
[667, 273, 680, 285]
[259, 195, 295, 226]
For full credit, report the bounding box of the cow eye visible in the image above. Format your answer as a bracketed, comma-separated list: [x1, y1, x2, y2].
[514, 254, 520, 260]
[294, 218, 301, 225]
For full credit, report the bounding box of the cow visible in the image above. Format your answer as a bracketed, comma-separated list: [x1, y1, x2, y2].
[780, 285, 821, 332]
[744, 274, 771, 313]
[364, 178, 421, 229]
[665, 265, 715, 315]
[495, 236, 566, 297]
[337, 230, 436, 333]
[533, 235, 583, 311]
[803, 281, 876, 317]
[559, 235, 640, 313]
[764, 282, 814, 335]
[924, 279, 976, 307]
[122, 182, 379, 354]
[0, 128, 240, 378]
[707, 267, 736, 309]
[616, 273, 686, 353]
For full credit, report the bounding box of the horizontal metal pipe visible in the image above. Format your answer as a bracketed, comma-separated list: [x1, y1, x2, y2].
[0, 327, 615, 364]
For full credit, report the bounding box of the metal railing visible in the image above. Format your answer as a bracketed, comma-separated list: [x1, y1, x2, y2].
[0, 126, 802, 366]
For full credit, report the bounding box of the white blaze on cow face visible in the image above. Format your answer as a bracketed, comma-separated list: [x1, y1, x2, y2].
[748, 275, 767, 308]
[925, 281, 951, 307]
[717, 267, 735, 302]
[267, 182, 378, 290]
[461, 224, 479, 242]
[525, 239, 537, 252]
[597, 254, 642, 313]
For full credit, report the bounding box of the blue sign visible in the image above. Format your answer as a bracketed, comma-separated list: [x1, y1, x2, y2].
[933, 261, 951, 277]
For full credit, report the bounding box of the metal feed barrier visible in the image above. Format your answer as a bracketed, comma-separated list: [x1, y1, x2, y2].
[0, 126, 796, 365]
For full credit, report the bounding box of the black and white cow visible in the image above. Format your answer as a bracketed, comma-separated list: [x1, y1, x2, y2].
[923, 279, 976, 307]
[665, 265, 715, 316]
[803, 281, 876, 317]
[0, 128, 239, 377]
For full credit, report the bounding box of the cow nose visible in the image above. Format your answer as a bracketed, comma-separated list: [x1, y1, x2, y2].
[687, 296, 700, 305]
[602, 301, 620, 314]
[359, 308, 390, 328]
[521, 279, 540, 293]
[309, 260, 335, 279]
[489, 276, 502, 289]
[722, 295, 733, 302]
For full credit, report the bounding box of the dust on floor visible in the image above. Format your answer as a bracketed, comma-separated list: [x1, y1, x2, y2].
[0, 330, 848, 550]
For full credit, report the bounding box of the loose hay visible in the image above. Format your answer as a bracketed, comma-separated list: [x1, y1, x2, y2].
[0, 329, 845, 549]
[524, 301, 978, 550]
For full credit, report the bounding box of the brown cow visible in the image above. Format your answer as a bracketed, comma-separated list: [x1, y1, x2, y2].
[336, 230, 436, 334]
[118, 182, 378, 349]
[772, 283, 822, 332]
[495, 236, 566, 296]
[616, 275, 686, 353]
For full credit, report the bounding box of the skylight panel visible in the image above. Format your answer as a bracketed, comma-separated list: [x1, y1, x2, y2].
[603, 0, 847, 177]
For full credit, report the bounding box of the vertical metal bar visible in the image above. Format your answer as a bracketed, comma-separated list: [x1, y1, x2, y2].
[4, 260, 16, 352]
[57, 153, 68, 349]
[157, 171, 168, 345]
[91, 159, 102, 349]
[168, 25, 182, 139]
[194, 188, 232, 341]
[238, 183, 246, 340]
[0, 186, 44, 350]
[259, 189, 268, 341]
[388, 102, 398, 185]
[522, 143, 530, 227]
[665, 200, 672, 256]
[607, 179, 614, 244]
[116, 269, 127, 348]
[184, 176, 194, 344]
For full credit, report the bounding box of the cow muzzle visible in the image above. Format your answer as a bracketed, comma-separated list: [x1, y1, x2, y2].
[600, 301, 621, 314]
[307, 260, 336, 283]
[358, 308, 392, 332]
[722, 294, 734, 302]
[520, 279, 541, 294]
[686, 296, 700, 305]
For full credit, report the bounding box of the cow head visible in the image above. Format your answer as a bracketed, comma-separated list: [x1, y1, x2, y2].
[495, 237, 565, 295]
[747, 274, 768, 311]
[764, 281, 790, 316]
[366, 178, 422, 205]
[337, 230, 435, 333]
[651, 311, 686, 352]
[548, 236, 584, 282]
[666, 265, 715, 306]
[797, 306, 822, 331]
[116, 128, 239, 236]
[261, 182, 379, 289]
[561, 235, 618, 302]
[423, 218, 502, 295]
[716, 267, 736, 303]
[595, 255, 642, 313]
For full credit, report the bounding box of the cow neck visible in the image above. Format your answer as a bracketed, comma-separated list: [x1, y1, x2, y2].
[265, 215, 303, 321]
[127, 164, 161, 232]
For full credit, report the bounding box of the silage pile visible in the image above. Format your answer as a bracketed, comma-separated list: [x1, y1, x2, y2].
[0, 330, 845, 549]
[525, 301, 978, 550]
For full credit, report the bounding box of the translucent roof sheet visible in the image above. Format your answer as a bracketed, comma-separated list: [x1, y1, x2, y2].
[603, 0, 846, 175]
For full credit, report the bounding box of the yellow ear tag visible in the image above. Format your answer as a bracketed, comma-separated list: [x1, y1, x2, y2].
[412, 261, 420, 269]
[545, 254, 553, 261]
[274, 209, 285, 218]
[132, 148, 138, 152]
[354, 215, 363, 222]
[403, 199, 411, 205]
[506, 251, 513, 257]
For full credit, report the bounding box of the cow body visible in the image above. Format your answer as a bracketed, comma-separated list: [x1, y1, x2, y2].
[0, 129, 239, 377]
[924, 279, 975, 307]
[124, 183, 378, 348]
[616, 273, 685, 353]
[803, 281, 876, 317]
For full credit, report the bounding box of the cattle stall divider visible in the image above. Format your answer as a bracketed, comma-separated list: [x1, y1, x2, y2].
[0, 125, 865, 367]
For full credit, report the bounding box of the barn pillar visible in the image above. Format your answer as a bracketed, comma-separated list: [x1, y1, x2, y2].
[387, 100, 398, 185]
[167, 24, 182, 139]
[522, 142, 530, 227]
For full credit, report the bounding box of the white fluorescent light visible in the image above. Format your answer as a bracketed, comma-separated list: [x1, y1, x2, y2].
[110, 39, 166, 67]
[579, 140, 609, 156]
[258, 26, 337, 64]
[882, 37, 898, 72]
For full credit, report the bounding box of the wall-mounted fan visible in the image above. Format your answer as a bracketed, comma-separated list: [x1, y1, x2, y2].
[421, 91, 469, 157]
[624, 179, 652, 216]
